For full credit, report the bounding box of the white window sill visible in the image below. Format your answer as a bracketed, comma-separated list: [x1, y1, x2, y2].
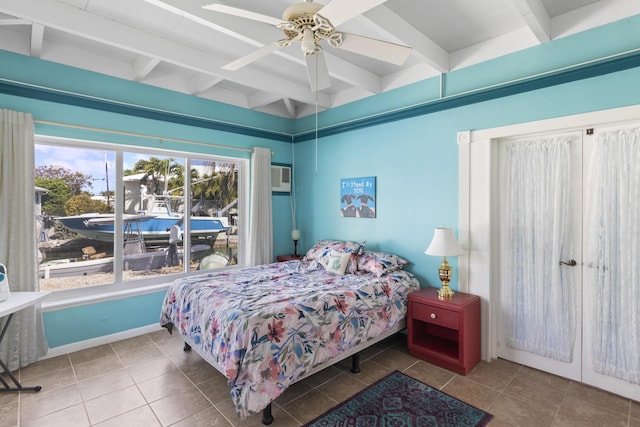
[41, 266, 240, 312]
[41, 280, 171, 312]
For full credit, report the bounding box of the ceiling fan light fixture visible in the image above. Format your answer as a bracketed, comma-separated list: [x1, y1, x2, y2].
[326, 32, 343, 48]
[207, 0, 412, 92]
[301, 27, 316, 54]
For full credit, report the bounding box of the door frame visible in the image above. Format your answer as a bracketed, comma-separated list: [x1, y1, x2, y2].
[458, 103, 640, 362]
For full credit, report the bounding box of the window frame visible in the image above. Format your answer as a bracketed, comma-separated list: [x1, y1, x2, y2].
[35, 134, 249, 311]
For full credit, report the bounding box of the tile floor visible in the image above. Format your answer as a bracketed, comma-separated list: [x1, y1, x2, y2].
[1, 330, 638, 427]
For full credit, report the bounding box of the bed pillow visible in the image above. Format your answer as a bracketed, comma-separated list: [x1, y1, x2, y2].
[304, 239, 365, 274]
[324, 251, 351, 275]
[357, 250, 409, 277]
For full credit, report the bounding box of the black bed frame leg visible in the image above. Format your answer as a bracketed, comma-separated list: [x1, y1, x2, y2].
[183, 342, 192, 352]
[351, 353, 361, 373]
[262, 403, 273, 425]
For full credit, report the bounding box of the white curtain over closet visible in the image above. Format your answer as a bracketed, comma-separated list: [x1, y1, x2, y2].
[585, 128, 640, 384]
[0, 109, 48, 371]
[248, 147, 273, 266]
[500, 136, 577, 362]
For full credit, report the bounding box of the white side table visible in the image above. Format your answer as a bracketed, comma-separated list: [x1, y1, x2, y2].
[0, 291, 49, 393]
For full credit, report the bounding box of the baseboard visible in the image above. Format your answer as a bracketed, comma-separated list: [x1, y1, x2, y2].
[41, 323, 165, 360]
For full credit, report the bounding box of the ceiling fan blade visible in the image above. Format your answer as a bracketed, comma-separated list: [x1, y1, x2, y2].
[222, 41, 285, 71]
[306, 52, 331, 92]
[202, 3, 283, 26]
[318, 0, 388, 28]
[338, 33, 412, 65]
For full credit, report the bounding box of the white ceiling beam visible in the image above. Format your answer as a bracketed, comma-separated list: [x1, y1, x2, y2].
[282, 98, 295, 118]
[511, 0, 551, 43]
[200, 86, 252, 109]
[450, 27, 539, 70]
[132, 56, 161, 81]
[552, 0, 640, 39]
[363, 5, 450, 73]
[0, 18, 30, 26]
[248, 91, 282, 109]
[30, 22, 44, 58]
[189, 74, 223, 95]
[382, 63, 441, 91]
[0, 0, 329, 109]
[323, 53, 381, 93]
[150, 0, 382, 94]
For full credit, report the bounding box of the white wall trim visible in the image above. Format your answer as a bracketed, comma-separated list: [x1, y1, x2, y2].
[457, 131, 471, 294]
[469, 105, 640, 142]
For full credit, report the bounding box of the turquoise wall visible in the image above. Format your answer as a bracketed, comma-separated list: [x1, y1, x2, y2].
[1, 14, 640, 348]
[43, 292, 166, 348]
[293, 66, 640, 290]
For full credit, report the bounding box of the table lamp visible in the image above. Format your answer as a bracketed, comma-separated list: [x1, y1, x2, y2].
[291, 229, 300, 257]
[425, 227, 464, 299]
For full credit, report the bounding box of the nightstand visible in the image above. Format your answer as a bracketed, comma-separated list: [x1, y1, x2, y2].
[407, 287, 480, 375]
[276, 254, 303, 262]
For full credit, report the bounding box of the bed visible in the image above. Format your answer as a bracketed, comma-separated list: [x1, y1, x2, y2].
[160, 240, 420, 423]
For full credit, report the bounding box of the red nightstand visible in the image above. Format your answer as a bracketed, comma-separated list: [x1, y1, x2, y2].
[407, 287, 481, 375]
[276, 254, 303, 262]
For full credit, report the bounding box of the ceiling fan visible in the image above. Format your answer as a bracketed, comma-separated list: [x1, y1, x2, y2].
[202, 0, 412, 92]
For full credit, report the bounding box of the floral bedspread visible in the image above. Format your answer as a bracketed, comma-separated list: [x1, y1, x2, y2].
[160, 260, 420, 418]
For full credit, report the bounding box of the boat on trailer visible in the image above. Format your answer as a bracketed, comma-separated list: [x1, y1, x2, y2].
[56, 195, 230, 244]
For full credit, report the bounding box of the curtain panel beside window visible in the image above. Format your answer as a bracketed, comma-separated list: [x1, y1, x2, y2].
[248, 147, 273, 265]
[0, 109, 48, 371]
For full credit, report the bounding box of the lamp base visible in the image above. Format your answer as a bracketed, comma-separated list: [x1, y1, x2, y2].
[437, 257, 454, 300]
[437, 282, 454, 300]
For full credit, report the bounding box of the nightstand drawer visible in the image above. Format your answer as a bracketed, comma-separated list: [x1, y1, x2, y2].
[411, 302, 458, 329]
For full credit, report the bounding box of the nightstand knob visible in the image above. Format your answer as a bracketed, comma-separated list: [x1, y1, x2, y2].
[430, 313, 436, 319]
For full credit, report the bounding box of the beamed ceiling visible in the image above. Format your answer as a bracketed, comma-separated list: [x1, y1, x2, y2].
[0, 0, 638, 118]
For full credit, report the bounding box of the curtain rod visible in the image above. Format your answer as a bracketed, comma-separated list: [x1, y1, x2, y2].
[34, 119, 255, 153]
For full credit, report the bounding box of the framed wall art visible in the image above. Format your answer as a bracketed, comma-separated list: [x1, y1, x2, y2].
[340, 176, 376, 218]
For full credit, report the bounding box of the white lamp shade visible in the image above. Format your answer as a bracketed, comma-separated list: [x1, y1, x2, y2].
[291, 229, 300, 241]
[425, 228, 464, 256]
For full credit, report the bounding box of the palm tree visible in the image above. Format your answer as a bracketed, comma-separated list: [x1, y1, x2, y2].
[191, 162, 237, 209]
[132, 157, 180, 194]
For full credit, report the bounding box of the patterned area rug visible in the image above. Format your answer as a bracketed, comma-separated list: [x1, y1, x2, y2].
[303, 370, 493, 427]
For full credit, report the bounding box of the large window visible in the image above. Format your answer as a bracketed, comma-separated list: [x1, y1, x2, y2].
[35, 136, 244, 293]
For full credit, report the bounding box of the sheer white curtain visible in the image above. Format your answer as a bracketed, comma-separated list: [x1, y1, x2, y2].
[585, 128, 640, 384]
[500, 136, 576, 361]
[248, 147, 273, 265]
[0, 109, 48, 371]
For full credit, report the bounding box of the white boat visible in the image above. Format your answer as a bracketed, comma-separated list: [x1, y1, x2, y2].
[39, 257, 113, 279]
[39, 244, 212, 279]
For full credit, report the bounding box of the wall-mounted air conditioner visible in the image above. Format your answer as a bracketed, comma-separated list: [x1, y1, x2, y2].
[271, 165, 291, 193]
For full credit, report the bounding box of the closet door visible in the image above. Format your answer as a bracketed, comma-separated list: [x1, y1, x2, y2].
[496, 132, 583, 381]
[581, 126, 640, 400]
